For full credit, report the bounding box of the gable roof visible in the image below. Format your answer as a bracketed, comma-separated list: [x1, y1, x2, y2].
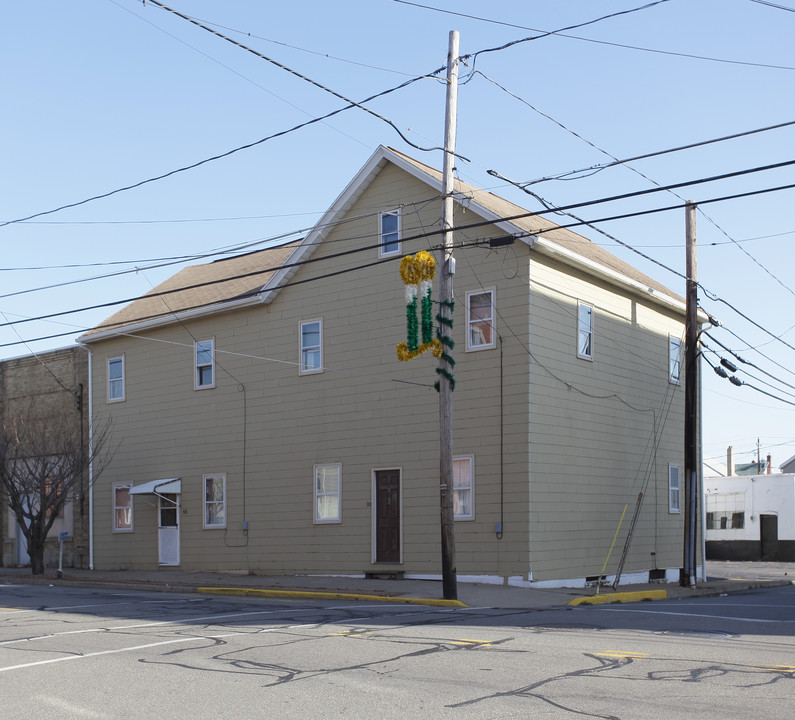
[80, 242, 299, 341]
[82, 145, 685, 342]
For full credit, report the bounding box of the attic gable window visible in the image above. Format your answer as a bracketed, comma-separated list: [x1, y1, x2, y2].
[195, 339, 215, 389]
[300, 319, 323, 374]
[379, 210, 400, 257]
[669, 335, 682, 384]
[108, 356, 125, 402]
[577, 303, 593, 360]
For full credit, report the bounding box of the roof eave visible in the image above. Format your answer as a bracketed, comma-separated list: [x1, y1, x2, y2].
[533, 236, 700, 318]
[78, 295, 262, 344]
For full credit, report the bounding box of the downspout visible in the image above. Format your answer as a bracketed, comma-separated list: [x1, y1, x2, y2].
[84, 346, 95, 570]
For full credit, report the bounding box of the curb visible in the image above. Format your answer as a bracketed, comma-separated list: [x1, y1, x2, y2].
[198, 586, 468, 608]
[568, 589, 668, 606]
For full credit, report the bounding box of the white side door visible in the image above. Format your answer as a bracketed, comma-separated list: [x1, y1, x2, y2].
[158, 493, 180, 566]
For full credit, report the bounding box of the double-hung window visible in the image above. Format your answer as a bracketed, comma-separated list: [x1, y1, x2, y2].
[453, 456, 474, 519]
[113, 483, 133, 531]
[466, 290, 496, 351]
[108, 356, 125, 402]
[577, 303, 593, 359]
[669, 336, 682, 384]
[195, 339, 215, 389]
[314, 464, 341, 523]
[203, 474, 226, 528]
[379, 210, 400, 257]
[668, 464, 681, 513]
[300, 319, 323, 374]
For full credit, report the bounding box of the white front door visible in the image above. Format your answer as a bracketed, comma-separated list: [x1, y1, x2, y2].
[158, 493, 180, 566]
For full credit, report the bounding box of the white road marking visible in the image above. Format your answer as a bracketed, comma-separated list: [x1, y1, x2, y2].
[597, 608, 785, 623]
[0, 632, 245, 674]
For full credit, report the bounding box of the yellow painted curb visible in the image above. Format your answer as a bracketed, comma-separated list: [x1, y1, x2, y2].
[198, 587, 468, 608]
[568, 589, 668, 606]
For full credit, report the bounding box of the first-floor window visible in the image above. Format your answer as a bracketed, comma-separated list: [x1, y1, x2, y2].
[114, 484, 133, 531]
[453, 456, 474, 519]
[204, 474, 226, 528]
[314, 464, 341, 523]
[300, 319, 323, 374]
[195, 339, 215, 389]
[668, 464, 681, 513]
[578, 303, 593, 359]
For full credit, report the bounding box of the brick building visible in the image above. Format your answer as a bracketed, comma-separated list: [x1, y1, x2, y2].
[0, 346, 89, 568]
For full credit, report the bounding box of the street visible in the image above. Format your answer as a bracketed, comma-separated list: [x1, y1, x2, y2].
[1, 582, 793, 719]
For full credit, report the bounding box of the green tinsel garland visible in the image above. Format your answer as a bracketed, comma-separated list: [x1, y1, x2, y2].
[421, 289, 434, 345]
[434, 299, 456, 392]
[406, 295, 418, 352]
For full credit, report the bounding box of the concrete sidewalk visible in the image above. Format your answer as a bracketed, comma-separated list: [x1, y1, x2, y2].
[1, 561, 792, 609]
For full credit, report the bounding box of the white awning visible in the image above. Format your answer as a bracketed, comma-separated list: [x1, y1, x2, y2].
[129, 478, 181, 496]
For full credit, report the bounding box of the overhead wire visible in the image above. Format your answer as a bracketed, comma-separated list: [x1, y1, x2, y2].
[395, 0, 795, 71]
[2, 168, 795, 343]
[475, 70, 795, 300]
[145, 0, 449, 155]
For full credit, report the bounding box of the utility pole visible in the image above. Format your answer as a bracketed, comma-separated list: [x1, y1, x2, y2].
[438, 30, 459, 601]
[682, 202, 698, 587]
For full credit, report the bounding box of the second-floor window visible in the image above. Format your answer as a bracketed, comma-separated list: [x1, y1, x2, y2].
[300, 319, 323, 374]
[108, 356, 125, 402]
[577, 303, 593, 359]
[195, 339, 215, 389]
[379, 210, 400, 257]
[669, 336, 682, 384]
[466, 290, 495, 351]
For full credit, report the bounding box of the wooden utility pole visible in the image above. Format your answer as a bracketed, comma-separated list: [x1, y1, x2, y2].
[438, 30, 459, 601]
[682, 202, 698, 587]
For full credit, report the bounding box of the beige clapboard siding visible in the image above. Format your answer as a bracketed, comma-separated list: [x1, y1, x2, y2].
[91, 164, 532, 576]
[527, 252, 686, 580]
[89, 155, 689, 583]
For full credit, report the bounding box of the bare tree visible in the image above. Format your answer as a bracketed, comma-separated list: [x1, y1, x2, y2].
[0, 403, 110, 574]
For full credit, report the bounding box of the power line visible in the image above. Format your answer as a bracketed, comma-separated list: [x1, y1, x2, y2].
[396, 0, 795, 71]
[703, 353, 795, 408]
[476, 69, 795, 300]
[0, 75, 440, 229]
[146, 0, 448, 155]
[748, 0, 795, 12]
[3, 172, 795, 336]
[702, 343, 795, 398]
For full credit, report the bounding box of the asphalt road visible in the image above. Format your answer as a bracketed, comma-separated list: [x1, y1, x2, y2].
[1, 582, 793, 719]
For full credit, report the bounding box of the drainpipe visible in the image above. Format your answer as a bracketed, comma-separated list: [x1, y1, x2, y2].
[84, 346, 94, 570]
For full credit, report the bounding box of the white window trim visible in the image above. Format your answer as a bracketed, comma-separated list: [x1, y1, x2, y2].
[299, 318, 324, 375]
[113, 482, 133, 532]
[314, 463, 342, 524]
[577, 302, 594, 360]
[668, 464, 681, 514]
[453, 455, 475, 520]
[669, 335, 682, 384]
[195, 338, 216, 390]
[465, 288, 497, 351]
[378, 210, 401, 257]
[107, 355, 125, 403]
[203, 474, 227, 529]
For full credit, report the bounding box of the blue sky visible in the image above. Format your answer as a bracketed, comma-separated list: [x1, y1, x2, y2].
[2, 0, 794, 471]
